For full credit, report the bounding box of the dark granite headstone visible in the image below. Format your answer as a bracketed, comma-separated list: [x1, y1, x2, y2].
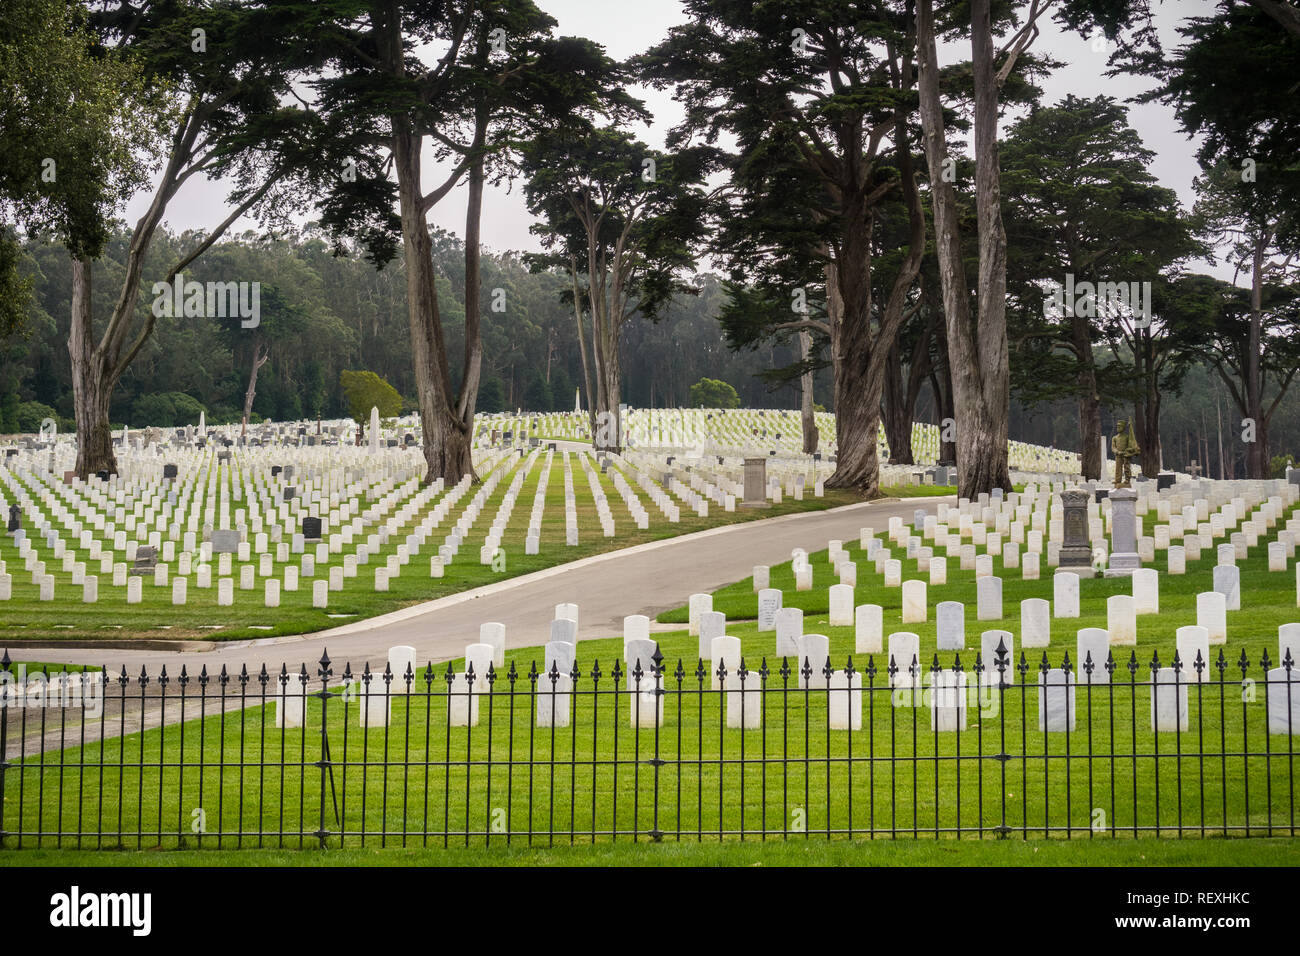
[131, 546, 158, 576]
[211, 530, 240, 553]
[163, 463, 178, 479]
[1059, 489, 1093, 573]
[302, 516, 322, 541]
[7, 504, 19, 532]
[271, 466, 282, 477]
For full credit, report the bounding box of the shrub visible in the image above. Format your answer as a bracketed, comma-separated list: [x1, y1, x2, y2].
[688, 377, 740, 409]
[339, 370, 402, 424]
[15, 400, 58, 433]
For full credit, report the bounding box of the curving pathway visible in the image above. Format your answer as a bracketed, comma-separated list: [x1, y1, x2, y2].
[11, 495, 951, 676]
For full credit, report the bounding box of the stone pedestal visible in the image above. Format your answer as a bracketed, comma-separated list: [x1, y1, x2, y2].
[740, 457, 770, 508]
[1105, 487, 1140, 577]
[1057, 489, 1094, 577]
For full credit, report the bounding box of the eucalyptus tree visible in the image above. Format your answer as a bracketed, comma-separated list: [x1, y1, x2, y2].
[0, 0, 159, 339]
[913, 0, 1151, 495]
[641, 0, 926, 495]
[56, 1, 342, 477]
[521, 124, 713, 451]
[1002, 94, 1196, 479]
[308, 0, 635, 481]
[1134, 3, 1300, 477]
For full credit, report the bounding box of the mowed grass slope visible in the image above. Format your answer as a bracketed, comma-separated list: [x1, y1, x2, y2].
[4, 519, 1297, 854]
[0, 453, 860, 643]
[6, 838, 1297, 866]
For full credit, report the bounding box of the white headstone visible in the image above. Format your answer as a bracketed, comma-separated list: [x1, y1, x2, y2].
[757, 588, 782, 631]
[712, 635, 741, 691]
[827, 671, 863, 730]
[829, 583, 855, 626]
[1131, 568, 1159, 615]
[480, 622, 506, 666]
[855, 604, 883, 654]
[929, 670, 967, 731]
[888, 632, 921, 688]
[936, 601, 965, 652]
[901, 579, 927, 623]
[623, 614, 650, 647]
[725, 662, 763, 728]
[796, 633, 830, 689]
[1076, 627, 1111, 684]
[1020, 598, 1051, 648]
[1267, 666, 1300, 735]
[976, 575, 1003, 621]
[1150, 667, 1189, 732]
[1107, 594, 1137, 645]
[980, 630, 1015, 686]
[699, 611, 726, 659]
[688, 593, 712, 636]
[1212, 564, 1240, 611]
[1053, 571, 1080, 618]
[387, 645, 417, 690]
[1197, 591, 1228, 644]
[775, 606, 803, 658]
[1175, 625, 1211, 683]
[1037, 671, 1076, 732]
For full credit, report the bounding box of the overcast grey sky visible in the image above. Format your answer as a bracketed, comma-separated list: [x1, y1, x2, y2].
[128, 0, 1229, 278]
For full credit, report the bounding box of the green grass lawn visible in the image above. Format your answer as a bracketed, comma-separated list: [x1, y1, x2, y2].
[0, 453, 859, 643]
[3, 489, 1296, 864]
[6, 837, 1296, 867]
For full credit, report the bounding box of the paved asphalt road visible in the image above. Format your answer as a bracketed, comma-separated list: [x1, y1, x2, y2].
[11, 496, 952, 676]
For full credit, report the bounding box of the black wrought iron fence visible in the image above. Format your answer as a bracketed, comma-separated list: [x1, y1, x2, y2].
[0, 643, 1295, 849]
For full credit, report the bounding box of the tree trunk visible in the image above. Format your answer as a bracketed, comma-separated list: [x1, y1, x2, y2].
[241, 342, 269, 438]
[454, 105, 487, 452]
[1133, 386, 1162, 479]
[915, 0, 1011, 498]
[799, 328, 818, 454]
[594, 361, 622, 452]
[825, 214, 886, 495]
[1245, 233, 1269, 478]
[569, 258, 598, 435]
[931, 370, 957, 466]
[1131, 331, 1162, 477]
[1074, 314, 1102, 480]
[69, 256, 117, 477]
[380, 1, 476, 486]
[882, 342, 913, 464]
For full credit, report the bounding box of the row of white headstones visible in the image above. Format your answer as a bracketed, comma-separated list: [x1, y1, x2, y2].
[270, 583, 1299, 738]
[501, 476, 1295, 736]
[0, 442, 777, 610]
[474, 407, 1087, 475]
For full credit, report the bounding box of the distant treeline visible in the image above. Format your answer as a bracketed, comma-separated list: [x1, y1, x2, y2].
[4, 224, 832, 431]
[4, 224, 1297, 477]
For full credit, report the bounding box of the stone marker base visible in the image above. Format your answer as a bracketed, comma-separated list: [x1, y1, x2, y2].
[739, 500, 771, 509]
[1104, 552, 1140, 578]
[1057, 565, 1097, 579]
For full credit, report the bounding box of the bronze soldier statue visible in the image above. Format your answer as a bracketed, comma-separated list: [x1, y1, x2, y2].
[1112, 419, 1140, 488]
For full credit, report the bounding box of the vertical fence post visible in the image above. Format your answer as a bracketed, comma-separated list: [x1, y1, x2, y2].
[0, 650, 9, 849]
[649, 646, 664, 843]
[994, 636, 1011, 838]
[315, 650, 333, 849]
